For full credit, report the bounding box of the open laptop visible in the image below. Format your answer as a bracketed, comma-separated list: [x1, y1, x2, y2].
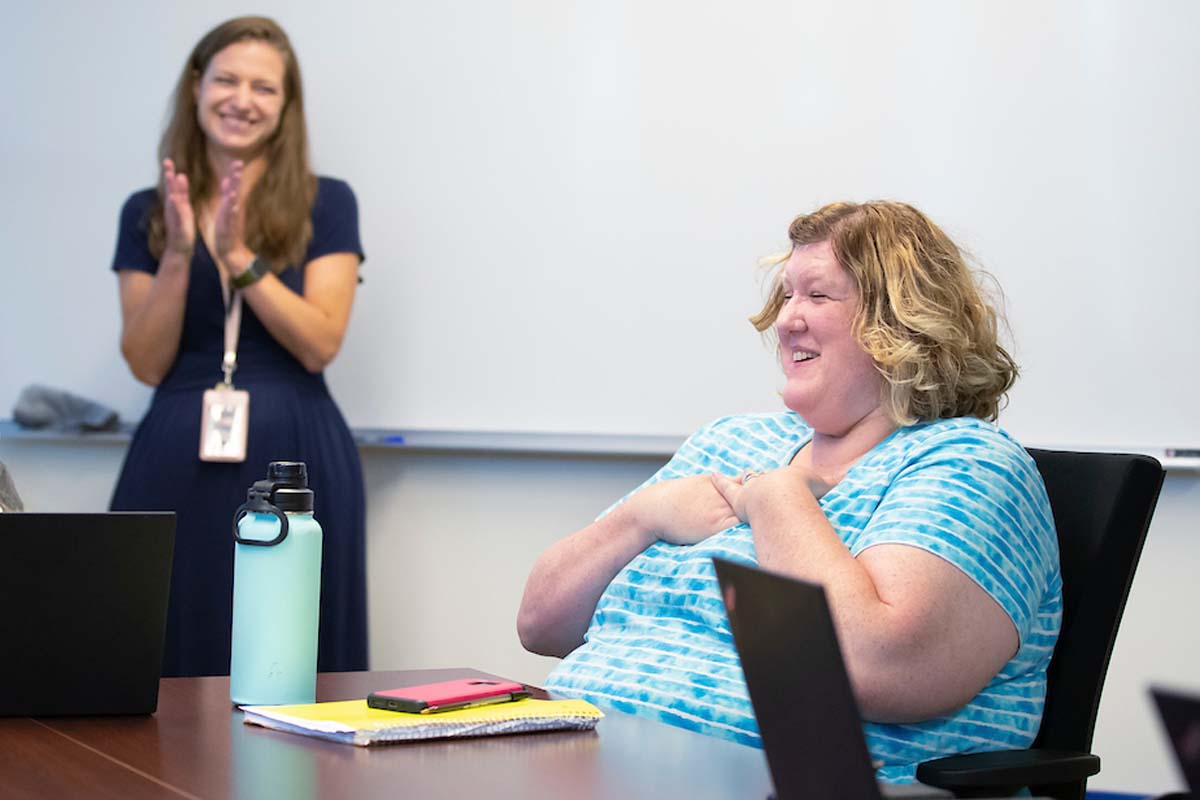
[1151, 686, 1200, 794]
[714, 557, 964, 800]
[0, 512, 175, 716]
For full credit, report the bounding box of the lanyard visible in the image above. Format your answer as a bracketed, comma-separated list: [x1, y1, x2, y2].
[221, 282, 244, 387]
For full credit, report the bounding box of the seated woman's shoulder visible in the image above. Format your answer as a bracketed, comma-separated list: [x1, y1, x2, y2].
[896, 419, 1055, 543]
[903, 416, 1037, 471]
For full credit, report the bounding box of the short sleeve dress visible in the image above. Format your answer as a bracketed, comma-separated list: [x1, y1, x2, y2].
[109, 178, 368, 677]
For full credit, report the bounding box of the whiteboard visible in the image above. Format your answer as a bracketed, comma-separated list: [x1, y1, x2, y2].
[3, 1, 1197, 450]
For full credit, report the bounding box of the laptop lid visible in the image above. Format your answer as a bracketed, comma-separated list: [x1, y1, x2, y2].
[0, 512, 175, 716]
[1151, 686, 1200, 793]
[713, 556, 886, 800]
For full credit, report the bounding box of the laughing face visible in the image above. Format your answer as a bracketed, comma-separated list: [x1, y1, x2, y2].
[775, 240, 886, 436]
[193, 40, 286, 161]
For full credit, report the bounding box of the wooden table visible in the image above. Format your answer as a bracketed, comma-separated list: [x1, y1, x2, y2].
[0, 668, 774, 799]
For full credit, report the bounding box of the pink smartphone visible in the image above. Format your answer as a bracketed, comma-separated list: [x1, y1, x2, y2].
[367, 678, 529, 714]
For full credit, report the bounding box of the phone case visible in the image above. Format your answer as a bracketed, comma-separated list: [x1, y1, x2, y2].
[367, 678, 528, 713]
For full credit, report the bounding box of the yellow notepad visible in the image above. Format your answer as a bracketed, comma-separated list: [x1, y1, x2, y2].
[242, 697, 603, 746]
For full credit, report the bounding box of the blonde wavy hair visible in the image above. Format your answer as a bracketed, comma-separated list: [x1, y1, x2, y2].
[750, 201, 1018, 425]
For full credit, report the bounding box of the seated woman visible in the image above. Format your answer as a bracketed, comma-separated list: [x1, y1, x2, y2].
[517, 201, 1062, 784]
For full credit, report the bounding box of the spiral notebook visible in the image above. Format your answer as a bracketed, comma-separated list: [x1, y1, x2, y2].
[242, 697, 603, 746]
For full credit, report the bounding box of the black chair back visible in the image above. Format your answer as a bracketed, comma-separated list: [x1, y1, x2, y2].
[1028, 449, 1165, 795]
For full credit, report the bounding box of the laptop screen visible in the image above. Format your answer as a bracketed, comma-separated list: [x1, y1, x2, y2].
[1151, 686, 1200, 793]
[713, 556, 883, 800]
[0, 512, 175, 716]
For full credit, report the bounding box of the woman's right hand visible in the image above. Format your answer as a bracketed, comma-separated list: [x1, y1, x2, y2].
[626, 475, 740, 546]
[162, 159, 195, 258]
[117, 161, 195, 386]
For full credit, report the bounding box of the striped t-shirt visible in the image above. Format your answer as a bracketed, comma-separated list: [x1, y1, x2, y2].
[544, 412, 1062, 783]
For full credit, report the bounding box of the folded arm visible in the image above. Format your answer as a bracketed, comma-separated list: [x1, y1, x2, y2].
[713, 467, 1018, 723]
[517, 503, 655, 658]
[517, 475, 738, 658]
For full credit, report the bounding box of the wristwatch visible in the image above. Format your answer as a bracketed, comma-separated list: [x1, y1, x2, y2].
[231, 255, 269, 290]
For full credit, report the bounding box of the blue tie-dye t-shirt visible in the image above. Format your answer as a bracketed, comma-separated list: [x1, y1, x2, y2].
[544, 412, 1062, 784]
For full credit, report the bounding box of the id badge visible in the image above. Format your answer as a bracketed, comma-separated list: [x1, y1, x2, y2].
[200, 385, 250, 463]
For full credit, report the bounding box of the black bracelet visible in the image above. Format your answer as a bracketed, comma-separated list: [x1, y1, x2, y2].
[231, 256, 269, 289]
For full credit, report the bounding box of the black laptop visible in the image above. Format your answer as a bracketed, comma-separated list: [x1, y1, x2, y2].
[0, 512, 175, 716]
[714, 557, 973, 800]
[1151, 686, 1200, 795]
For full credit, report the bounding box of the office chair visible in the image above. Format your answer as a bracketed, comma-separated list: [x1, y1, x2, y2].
[916, 449, 1165, 800]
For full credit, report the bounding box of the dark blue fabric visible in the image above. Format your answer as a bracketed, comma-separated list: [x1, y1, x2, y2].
[109, 178, 368, 677]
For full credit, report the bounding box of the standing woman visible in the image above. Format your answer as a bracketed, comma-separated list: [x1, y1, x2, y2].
[110, 16, 367, 677]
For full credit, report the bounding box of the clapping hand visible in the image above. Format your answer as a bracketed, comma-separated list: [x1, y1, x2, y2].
[213, 160, 253, 269]
[162, 159, 195, 258]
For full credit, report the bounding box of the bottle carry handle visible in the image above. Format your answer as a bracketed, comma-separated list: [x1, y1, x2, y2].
[233, 479, 290, 547]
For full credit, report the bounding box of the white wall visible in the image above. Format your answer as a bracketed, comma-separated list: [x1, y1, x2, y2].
[3, 1, 1199, 449]
[0, 437, 1195, 794]
[3, 1, 1198, 792]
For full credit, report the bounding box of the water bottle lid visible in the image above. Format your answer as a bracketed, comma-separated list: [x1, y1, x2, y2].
[273, 487, 314, 513]
[267, 461, 308, 487]
[233, 462, 314, 545]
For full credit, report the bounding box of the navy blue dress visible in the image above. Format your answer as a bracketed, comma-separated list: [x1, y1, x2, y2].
[109, 178, 368, 677]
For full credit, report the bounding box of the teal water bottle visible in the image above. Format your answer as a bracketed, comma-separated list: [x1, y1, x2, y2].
[230, 461, 323, 706]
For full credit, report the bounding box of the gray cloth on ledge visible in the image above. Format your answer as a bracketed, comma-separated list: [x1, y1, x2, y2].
[0, 461, 23, 512]
[13, 384, 120, 433]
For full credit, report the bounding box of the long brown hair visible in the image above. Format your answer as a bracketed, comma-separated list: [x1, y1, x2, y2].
[149, 16, 316, 269]
[751, 201, 1018, 424]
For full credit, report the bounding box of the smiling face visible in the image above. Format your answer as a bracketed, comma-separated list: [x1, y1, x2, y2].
[775, 240, 887, 436]
[193, 40, 287, 162]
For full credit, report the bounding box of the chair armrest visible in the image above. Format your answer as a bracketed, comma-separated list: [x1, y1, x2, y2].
[915, 748, 1100, 794]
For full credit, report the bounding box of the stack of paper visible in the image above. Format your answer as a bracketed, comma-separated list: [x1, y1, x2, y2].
[242, 697, 603, 746]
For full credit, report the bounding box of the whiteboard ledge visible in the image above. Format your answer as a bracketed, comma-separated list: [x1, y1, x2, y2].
[1028, 441, 1200, 474]
[352, 427, 685, 457]
[0, 420, 137, 445]
[1, 421, 1196, 470]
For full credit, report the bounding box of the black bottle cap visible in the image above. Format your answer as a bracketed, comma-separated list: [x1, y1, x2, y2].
[267, 461, 308, 488]
[260, 462, 314, 512]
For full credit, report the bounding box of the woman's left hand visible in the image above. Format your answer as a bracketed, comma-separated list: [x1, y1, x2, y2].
[213, 160, 254, 270]
[710, 464, 842, 523]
